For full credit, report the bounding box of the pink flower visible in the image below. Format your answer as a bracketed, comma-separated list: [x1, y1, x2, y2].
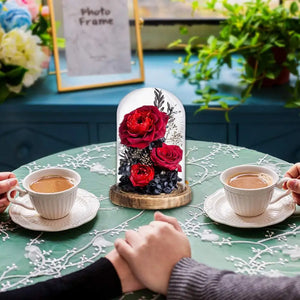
[8, 0, 39, 20]
[41, 5, 49, 18]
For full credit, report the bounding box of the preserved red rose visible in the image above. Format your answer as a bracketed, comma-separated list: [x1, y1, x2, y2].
[129, 163, 155, 187]
[151, 143, 182, 172]
[119, 105, 169, 149]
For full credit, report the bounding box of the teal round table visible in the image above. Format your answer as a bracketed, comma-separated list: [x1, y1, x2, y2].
[1, 140, 299, 299]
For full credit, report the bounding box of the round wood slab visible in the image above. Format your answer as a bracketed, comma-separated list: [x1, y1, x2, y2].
[109, 183, 192, 209]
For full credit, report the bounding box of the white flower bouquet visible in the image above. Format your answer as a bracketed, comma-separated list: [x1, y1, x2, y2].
[0, 0, 52, 102]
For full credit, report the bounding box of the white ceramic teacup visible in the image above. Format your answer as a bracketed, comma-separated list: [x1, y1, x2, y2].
[7, 167, 81, 220]
[220, 165, 291, 217]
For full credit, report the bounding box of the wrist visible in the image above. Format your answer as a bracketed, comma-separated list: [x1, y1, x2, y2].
[106, 249, 144, 293]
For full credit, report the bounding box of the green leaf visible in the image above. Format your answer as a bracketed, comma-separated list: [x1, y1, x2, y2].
[265, 72, 276, 79]
[56, 37, 66, 49]
[290, 2, 299, 15]
[287, 53, 296, 61]
[229, 35, 239, 47]
[191, 1, 199, 12]
[32, 14, 48, 36]
[251, 32, 260, 45]
[194, 105, 209, 114]
[285, 100, 300, 108]
[6, 66, 27, 86]
[207, 35, 217, 49]
[0, 70, 6, 78]
[205, 0, 218, 10]
[0, 80, 11, 103]
[260, 43, 273, 54]
[225, 111, 230, 122]
[235, 33, 249, 48]
[168, 39, 182, 48]
[179, 26, 188, 35]
[223, 1, 235, 13]
[274, 40, 285, 47]
[219, 101, 229, 109]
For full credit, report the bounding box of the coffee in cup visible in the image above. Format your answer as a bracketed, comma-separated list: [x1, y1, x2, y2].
[227, 172, 273, 189]
[220, 165, 291, 217]
[7, 167, 81, 220]
[29, 176, 74, 193]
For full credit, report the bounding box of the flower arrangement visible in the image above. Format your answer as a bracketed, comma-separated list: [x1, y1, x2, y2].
[117, 90, 183, 195]
[0, 0, 52, 103]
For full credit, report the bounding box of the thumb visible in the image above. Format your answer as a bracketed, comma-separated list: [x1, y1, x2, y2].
[114, 238, 135, 262]
[287, 179, 300, 194]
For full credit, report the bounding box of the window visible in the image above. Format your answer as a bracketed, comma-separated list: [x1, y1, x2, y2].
[135, 0, 292, 50]
[136, 0, 282, 20]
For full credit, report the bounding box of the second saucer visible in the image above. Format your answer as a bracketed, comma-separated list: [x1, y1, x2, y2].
[204, 188, 295, 228]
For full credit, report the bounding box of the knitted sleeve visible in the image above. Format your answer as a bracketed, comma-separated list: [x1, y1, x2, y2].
[167, 257, 300, 300]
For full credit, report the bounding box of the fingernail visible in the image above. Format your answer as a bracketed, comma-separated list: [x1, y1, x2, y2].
[8, 178, 17, 186]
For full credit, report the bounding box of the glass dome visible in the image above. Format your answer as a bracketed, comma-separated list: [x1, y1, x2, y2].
[116, 87, 186, 196]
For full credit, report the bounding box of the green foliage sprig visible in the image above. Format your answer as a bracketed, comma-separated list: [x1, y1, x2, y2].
[170, 0, 300, 121]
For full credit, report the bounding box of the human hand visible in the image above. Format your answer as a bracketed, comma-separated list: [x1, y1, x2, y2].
[0, 172, 17, 213]
[105, 248, 144, 293]
[153, 211, 183, 232]
[284, 163, 300, 205]
[115, 213, 191, 295]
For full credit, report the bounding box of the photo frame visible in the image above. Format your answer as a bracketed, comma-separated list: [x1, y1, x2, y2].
[48, 0, 144, 92]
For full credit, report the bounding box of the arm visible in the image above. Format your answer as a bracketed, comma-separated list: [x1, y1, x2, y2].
[168, 257, 300, 300]
[0, 257, 122, 299]
[116, 212, 300, 300]
[1, 250, 143, 299]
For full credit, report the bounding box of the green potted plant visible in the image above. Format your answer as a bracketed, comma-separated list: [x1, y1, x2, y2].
[170, 0, 300, 121]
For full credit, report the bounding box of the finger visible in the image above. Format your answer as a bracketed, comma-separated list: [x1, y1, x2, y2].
[287, 179, 300, 194]
[114, 238, 135, 262]
[292, 192, 300, 206]
[0, 196, 9, 206]
[0, 197, 9, 213]
[137, 225, 153, 235]
[0, 206, 6, 214]
[149, 220, 177, 235]
[285, 163, 300, 179]
[154, 211, 183, 233]
[0, 178, 18, 194]
[0, 172, 16, 181]
[124, 229, 144, 247]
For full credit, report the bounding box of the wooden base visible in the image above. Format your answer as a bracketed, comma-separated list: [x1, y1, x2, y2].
[109, 183, 192, 209]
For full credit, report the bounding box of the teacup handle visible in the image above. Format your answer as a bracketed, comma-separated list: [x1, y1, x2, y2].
[7, 186, 35, 210]
[270, 177, 291, 204]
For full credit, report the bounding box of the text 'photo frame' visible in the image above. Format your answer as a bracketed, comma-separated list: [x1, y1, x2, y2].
[48, 0, 144, 92]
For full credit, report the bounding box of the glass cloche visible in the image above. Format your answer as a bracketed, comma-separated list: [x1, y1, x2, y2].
[110, 87, 191, 209]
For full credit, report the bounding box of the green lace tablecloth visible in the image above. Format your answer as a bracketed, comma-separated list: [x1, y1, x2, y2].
[1, 140, 299, 299]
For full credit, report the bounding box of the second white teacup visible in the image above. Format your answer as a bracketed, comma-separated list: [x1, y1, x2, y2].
[220, 165, 291, 217]
[7, 167, 81, 220]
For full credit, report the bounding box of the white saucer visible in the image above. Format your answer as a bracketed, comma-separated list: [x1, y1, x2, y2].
[9, 188, 100, 232]
[204, 188, 296, 228]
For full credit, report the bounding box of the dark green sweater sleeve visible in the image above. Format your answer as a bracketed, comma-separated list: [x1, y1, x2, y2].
[0, 257, 122, 300]
[168, 258, 300, 300]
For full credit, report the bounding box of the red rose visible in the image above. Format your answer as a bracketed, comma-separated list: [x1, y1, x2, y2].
[129, 164, 155, 187]
[151, 143, 183, 172]
[119, 105, 169, 149]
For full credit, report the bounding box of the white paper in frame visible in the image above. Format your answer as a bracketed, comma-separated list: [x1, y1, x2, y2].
[48, 0, 144, 92]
